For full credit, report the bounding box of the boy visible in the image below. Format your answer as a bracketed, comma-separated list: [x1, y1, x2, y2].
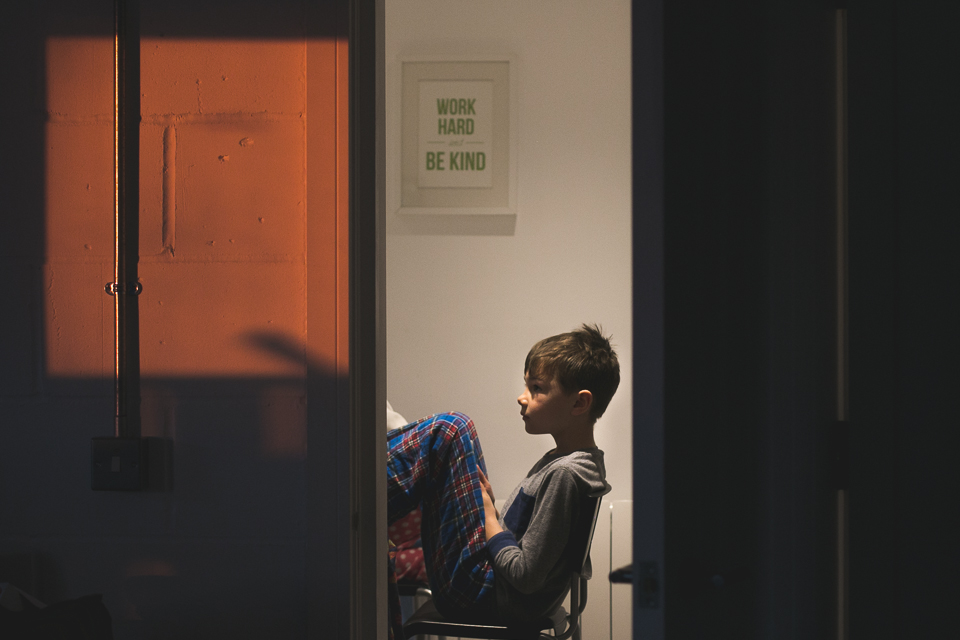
[386, 324, 619, 626]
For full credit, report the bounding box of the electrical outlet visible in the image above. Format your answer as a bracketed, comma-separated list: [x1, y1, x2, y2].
[91, 437, 146, 491]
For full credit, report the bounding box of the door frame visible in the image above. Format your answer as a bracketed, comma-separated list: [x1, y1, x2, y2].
[631, 0, 666, 638]
[348, 1, 661, 638]
[347, 0, 387, 639]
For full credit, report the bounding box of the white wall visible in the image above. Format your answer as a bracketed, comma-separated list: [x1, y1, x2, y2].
[385, 1, 632, 636]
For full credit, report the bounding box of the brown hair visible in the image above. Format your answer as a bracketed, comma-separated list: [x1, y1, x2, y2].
[524, 324, 620, 421]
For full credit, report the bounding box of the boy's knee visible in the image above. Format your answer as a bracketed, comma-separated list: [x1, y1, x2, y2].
[439, 411, 472, 426]
[428, 411, 476, 439]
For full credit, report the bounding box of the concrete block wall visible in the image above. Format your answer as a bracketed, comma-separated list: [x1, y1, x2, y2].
[1, 2, 341, 638]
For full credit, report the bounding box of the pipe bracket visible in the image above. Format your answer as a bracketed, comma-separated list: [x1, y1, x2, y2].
[105, 282, 143, 296]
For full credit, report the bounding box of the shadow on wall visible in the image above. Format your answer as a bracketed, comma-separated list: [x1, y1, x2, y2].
[1, 333, 343, 637]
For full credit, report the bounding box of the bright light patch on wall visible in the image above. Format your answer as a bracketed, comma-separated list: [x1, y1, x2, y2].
[43, 37, 320, 379]
[44, 37, 114, 379]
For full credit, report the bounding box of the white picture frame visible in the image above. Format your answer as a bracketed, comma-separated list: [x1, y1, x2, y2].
[393, 56, 517, 216]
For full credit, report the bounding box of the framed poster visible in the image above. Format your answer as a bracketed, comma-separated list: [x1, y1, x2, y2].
[398, 58, 516, 215]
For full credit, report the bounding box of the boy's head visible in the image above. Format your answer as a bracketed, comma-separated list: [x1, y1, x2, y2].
[524, 324, 620, 422]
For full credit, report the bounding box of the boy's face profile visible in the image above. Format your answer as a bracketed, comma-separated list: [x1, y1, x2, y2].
[517, 370, 580, 436]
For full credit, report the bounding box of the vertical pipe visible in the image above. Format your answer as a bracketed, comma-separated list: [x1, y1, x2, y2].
[113, 0, 141, 438]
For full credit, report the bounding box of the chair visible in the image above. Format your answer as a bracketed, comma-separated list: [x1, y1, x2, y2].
[403, 482, 612, 640]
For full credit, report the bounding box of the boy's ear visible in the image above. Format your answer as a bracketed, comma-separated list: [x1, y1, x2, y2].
[571, 390, 593, 416]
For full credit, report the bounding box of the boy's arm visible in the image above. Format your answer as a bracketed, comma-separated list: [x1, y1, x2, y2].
[478, 468, 503, 540]
[485, 468, 580, 594]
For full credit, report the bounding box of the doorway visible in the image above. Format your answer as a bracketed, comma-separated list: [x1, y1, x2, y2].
[380, 2, 634, 638]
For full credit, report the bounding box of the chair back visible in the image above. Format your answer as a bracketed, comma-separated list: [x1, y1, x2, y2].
[567, 482, 612, 576]
[549, 482, 611, 640]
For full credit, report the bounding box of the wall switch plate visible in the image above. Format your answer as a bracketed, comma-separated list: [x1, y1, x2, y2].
[91, 437, 146, 491]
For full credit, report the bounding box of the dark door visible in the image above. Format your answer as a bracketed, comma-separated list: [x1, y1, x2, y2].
[633, 1, 845, 637]
[847, 1, 960, 638]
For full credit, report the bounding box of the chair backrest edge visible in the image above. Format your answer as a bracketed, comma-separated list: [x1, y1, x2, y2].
[567, 482, 613, 575]
[547, 482, 611, 640]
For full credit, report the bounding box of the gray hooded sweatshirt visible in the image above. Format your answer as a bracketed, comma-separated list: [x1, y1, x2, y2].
[486, 448, 607, 623]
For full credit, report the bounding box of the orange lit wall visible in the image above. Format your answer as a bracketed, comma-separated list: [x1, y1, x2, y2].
[45, 37, 312, 381]
[1, 2, 349, 637]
